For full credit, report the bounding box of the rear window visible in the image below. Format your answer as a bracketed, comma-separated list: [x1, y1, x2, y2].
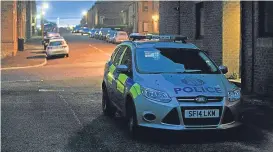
[48, 33, 60, 37]
[118, 32, 127, 36]
[49, 41, 64, 46]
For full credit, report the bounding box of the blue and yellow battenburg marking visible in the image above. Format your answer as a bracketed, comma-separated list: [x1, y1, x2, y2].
[107, 63, 141, 99]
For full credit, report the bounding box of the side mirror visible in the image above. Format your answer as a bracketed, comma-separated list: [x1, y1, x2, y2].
[219, 65, 228, 74]
[116, 65, 128, 73]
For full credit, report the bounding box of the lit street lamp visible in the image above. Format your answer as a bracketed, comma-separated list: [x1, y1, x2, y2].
[82, 10, 88, 25]
[41, 2, 49, 40]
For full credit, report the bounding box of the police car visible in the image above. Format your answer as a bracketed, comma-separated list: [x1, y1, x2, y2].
[102, 35, 242, 137]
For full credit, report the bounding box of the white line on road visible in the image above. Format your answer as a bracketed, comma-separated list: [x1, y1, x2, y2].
[39, 89, 65, 92]
[89, 44, 111, 57]
[58, 94, 83, 128]
[2, 80, 44, 83]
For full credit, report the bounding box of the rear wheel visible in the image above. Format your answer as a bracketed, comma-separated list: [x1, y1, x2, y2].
[66, 54, 69, 57]
[102, 87, 116, 117]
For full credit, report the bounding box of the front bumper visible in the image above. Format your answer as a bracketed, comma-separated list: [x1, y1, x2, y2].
[134, 96, 243, 131]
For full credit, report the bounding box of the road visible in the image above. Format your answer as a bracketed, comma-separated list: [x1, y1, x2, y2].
[2, 32, 273, 152]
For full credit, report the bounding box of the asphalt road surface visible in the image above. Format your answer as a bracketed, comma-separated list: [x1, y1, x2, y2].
[2, 32, 273, 152]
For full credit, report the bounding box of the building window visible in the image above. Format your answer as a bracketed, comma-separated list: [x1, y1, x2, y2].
[196, 2, 204, 39]
[143, 1, 148, 12]
[259, 2, 273, 37]
[143, 22, 148, 32]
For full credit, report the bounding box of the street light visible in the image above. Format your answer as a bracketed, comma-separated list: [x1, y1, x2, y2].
[82, 10, 88, 25]
[43, 3, 49, 9]
[82, 11, 87, 16]
[40, 2, 49, 40]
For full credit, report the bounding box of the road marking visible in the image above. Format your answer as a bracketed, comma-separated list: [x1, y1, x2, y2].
[58, 94, 83, 128]
[1, 57, 47, 70]
[89, 44, 111, 57]
[39, 89, 65, 92]
[1, 80, 44, 83]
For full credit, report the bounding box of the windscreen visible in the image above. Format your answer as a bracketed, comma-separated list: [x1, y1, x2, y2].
[136, 48, 219, 74]
[49, 41, 63, 46]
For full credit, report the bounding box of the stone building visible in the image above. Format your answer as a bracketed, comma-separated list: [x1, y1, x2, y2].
[1, 1, 36, 59]
[159, 1, 273, 97]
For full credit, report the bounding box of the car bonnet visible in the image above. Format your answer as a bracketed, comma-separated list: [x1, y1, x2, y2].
[135, 74, 227, 97]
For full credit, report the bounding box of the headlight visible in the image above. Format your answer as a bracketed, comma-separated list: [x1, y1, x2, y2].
[141, 87, 171, 103]
[228, 88, 241, 102]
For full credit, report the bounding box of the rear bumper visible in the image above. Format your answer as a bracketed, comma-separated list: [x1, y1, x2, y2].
[46, 50, 69, 56]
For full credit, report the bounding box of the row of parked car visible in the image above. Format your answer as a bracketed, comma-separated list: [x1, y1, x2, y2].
[74, 27, 130, 44]
[42, 32, 70, 59]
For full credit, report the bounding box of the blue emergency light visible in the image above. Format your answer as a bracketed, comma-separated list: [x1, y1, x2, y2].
[129, 34, 188, 43]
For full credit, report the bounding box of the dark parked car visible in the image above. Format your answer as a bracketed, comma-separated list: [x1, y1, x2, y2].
[42, 32, 61, 50]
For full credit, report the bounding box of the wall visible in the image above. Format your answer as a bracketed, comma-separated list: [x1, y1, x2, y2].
[222, 1, 241, 77]
[241, 2, 273, 96]
[1, 1, 18, 59]
[160, 1, 223, 65]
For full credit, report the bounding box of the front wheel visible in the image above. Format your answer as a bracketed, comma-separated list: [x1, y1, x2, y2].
[126, 102, 139, 138]
[102, 88, 115, 117]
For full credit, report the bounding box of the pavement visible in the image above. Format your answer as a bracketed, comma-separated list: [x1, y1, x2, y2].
[1, 36, 46, 70]
[2, 32, 273, 152]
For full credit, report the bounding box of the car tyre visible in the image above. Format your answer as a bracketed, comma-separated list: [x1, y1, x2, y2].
[66, 54, 69, 57]
[102, 87, 116, 117]
[126, 101, 139, 139]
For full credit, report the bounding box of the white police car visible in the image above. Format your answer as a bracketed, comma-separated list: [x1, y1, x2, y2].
[102, 35, 242, 137]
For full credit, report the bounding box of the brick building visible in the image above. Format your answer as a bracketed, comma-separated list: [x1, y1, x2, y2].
[122, 1, 159, 34]
[1, 1, 36, 59]
[87, 1, 130, 28]
[159, 1, 273, 97]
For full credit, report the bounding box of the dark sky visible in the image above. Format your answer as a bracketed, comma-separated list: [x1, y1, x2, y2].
[36, 1, 95, 26]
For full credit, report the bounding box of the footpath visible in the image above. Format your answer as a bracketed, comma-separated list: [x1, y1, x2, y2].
[228, 79, 273, 132]
[1, 36, 47, 70]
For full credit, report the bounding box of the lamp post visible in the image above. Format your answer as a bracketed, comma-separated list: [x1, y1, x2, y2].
[41, 3, 49, 40]
[82, 11, 87, 26]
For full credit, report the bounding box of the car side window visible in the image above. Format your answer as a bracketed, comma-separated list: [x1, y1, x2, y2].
[113, 46, 126, 66]
[120, 47, 133, 77]
[111, 47, 120, 62]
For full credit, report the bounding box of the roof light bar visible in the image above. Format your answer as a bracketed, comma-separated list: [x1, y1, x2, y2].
[129, 34, 188, 42]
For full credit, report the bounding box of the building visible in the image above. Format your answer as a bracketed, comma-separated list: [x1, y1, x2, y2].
[87, 1, 130, 28]
[1, 1, 36, 59]
[159, 1, 273, 97]
[122, 1, 159, 34]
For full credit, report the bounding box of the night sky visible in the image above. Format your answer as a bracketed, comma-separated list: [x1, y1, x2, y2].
[36, 1, 95, 27]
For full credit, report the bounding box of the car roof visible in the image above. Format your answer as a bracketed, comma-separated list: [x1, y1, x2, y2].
[49, 38, 65, 42]
[123, 41, 199, 50]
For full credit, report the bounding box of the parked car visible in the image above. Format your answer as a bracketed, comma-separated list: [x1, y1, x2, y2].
[94, 29, 101, 39]
[112, 31, 129, 44]
[99, 28, 112, 40]
[46, 37, 69, 59]
[80, 27, 90, 35]
[88, 29, 97, 38]
[106, 30, 116, 42]
[102, 34, 242, 138]
[43, 32, 61, 50]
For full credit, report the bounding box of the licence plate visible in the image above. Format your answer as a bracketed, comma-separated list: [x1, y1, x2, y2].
[185, 109, 219, 118]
